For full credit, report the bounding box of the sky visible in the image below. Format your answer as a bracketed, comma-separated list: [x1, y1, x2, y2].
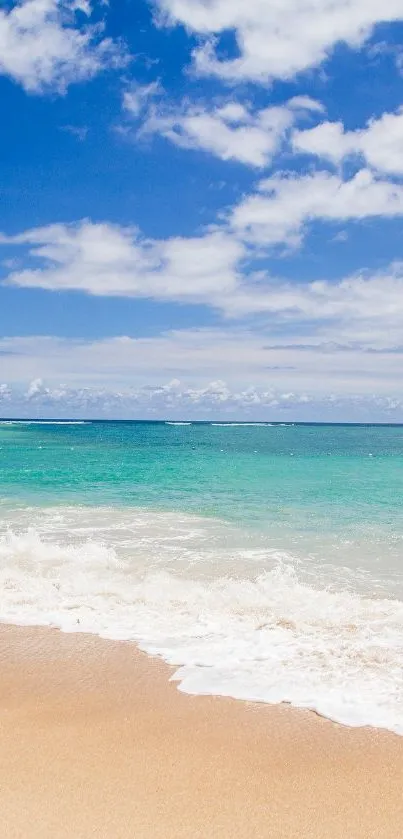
[2, 1, 403, 420]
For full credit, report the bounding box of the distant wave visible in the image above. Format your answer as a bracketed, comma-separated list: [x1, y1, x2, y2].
[211, 422, 274, 427]
[165, 422, 192, 426]
[0, 420, 91, 426]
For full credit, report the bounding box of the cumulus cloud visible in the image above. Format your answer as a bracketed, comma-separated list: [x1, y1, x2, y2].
[26, 377, 46, 399]
[20, 375, 294, 415]
[3, 307, 403, 408]
[133, 95, 323, 168]
[0, 384, 11, 402]
[3, 167, 403, 312]
[229, 169, 403, 246]
[0, 0, 128, 93]
[3, 372, 403, 421]
[293, 107, 403, 175]
[154, 0, 403, 84]
[0, 221, 244, 304]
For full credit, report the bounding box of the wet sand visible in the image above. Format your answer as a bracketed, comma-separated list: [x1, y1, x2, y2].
[0, 624, 402, 838]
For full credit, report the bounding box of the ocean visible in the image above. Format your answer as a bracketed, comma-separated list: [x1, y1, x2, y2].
[1, 419, 403, 734]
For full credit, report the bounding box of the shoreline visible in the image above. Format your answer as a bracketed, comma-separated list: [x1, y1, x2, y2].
[0, 625, 403, 837]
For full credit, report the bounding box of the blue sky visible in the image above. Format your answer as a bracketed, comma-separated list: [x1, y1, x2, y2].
[2, 0, 403, 419]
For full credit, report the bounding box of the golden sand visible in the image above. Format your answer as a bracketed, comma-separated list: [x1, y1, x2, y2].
[0, 624, 402, 838]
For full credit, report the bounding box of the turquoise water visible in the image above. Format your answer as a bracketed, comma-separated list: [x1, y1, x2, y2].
[2, 419, 403, 525]
[1, 420, 403, 733]
[2, 420, 403, 578]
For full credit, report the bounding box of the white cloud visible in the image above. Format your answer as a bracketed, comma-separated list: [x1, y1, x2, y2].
[0, 376, 327, 419]
[293, 107, 403, 175]
[0, 384, 11, 402]
[0, 0, 128, 93]
[154, 0, 403, 83]
[1, 221, 244, 303]
[122, 80, 162, 117]
[14, 376, 386, 419]
[4, 373, 403, 420]
[6, 174, 398, 318]
[287, 96, 326, 113]
[221, 263, 403, 343]
[3, 328, 403, 419]
[293, 121, 349, 163]
[61, 124, 89, 140]
[26, 377, 46, 399]
[4, 259, 403, 398]
[230, 169, 403, 246]
[136, 95, 323, 167]
[5, 205, 403, 320]
[16, 382, 403, 419]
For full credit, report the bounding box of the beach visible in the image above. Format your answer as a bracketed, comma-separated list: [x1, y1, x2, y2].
[1, 624, 402, 839]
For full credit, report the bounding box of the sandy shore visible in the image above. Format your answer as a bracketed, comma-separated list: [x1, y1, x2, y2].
[0, 626, 402, 838]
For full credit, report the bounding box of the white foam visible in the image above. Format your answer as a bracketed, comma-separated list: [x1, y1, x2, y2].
[165, 422, 192, 426]
[211, 423, 273, 427]
[0, 506, 403, 735]
[0, 421, 90, 426]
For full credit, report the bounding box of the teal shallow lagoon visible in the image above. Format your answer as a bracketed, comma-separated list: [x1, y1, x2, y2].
[1, 420, 403, 733]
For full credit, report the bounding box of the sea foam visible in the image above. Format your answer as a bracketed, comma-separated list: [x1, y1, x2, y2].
[0, 420, 90, 426]
[0, 505, 403, 735]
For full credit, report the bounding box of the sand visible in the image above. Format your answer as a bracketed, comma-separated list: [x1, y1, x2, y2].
[0, 625, 402, 838]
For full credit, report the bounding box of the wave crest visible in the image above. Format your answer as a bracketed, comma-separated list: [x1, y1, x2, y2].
[0, 511, 403, 735]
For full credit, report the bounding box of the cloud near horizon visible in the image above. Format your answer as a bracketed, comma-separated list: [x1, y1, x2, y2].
[3, 373, 403, 422]
[3, 323, 403, 420]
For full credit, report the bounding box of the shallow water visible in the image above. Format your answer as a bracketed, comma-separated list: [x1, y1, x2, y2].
[1, 420, 403, 733]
